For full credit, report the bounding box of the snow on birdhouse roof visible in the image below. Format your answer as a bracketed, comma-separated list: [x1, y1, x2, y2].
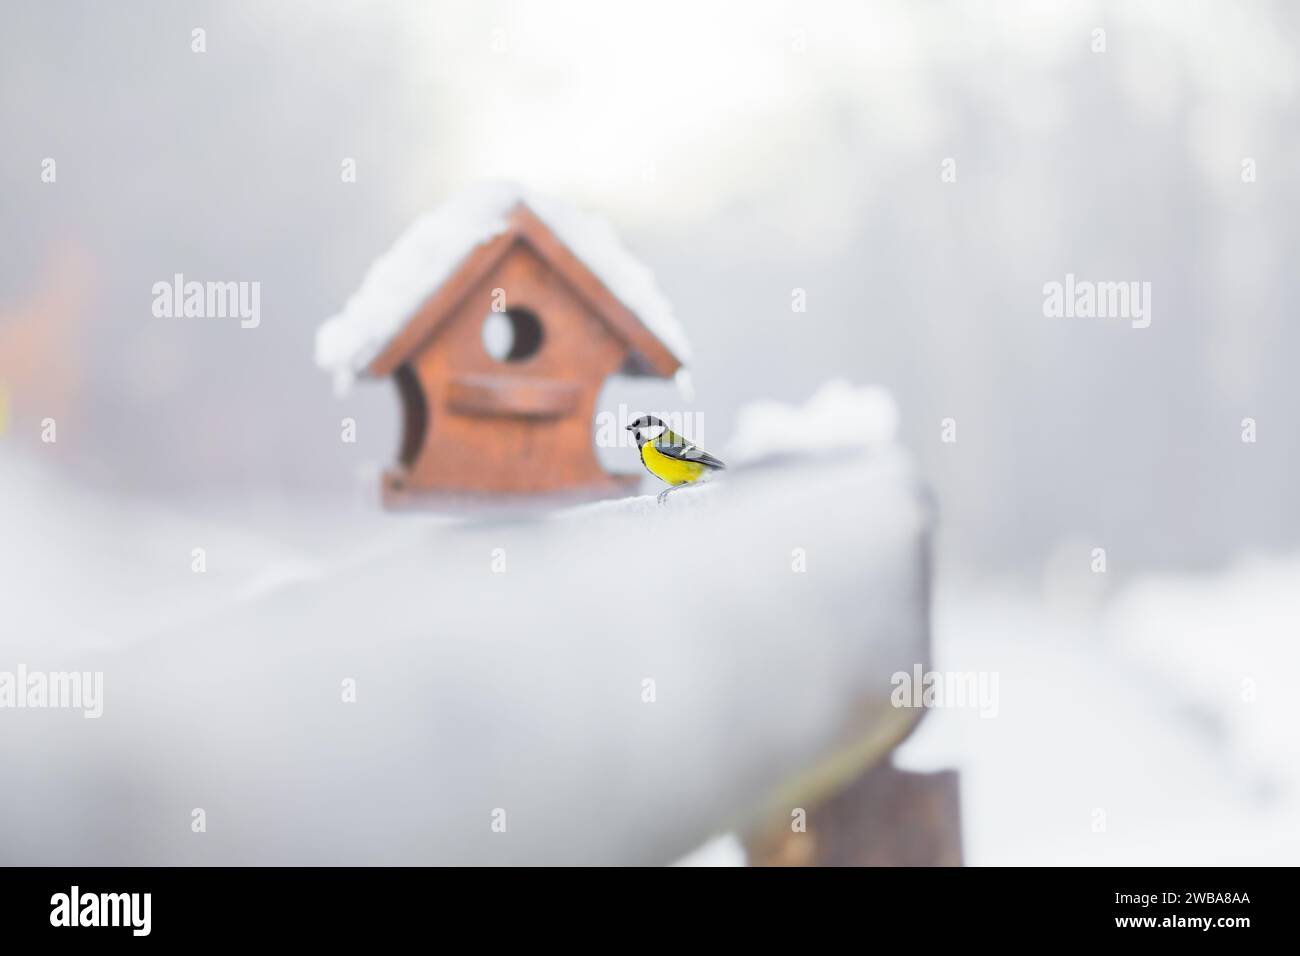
[315, 182, 692, 393]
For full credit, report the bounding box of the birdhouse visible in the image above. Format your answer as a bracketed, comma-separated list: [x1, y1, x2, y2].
[316, 185, 691, 505]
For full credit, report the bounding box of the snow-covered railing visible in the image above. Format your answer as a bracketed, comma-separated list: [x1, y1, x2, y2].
[0, 385, 948, 864]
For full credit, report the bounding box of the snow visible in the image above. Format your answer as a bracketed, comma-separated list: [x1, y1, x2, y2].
[898, 566, 1300, 865]
[0, 446, 929, 864]
[672, 832, 747, 866]
[315, 182, 692, 394]
[1104, 558, 1300, 807]
[725, 379, 899, 467]
[0, 457, 326, 660]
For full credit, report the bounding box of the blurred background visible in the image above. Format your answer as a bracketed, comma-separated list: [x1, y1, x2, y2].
[3, 0, 1298, 863]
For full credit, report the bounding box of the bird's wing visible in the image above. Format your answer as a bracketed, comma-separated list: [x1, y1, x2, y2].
[653, 431, 727, 470]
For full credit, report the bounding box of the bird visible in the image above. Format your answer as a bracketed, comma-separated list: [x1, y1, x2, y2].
[626, 415, 726, 503]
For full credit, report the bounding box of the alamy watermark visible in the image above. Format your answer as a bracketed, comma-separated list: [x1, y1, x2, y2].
[152, 273, 260, 328]
[1043, 273, 1151, 329]
[595, 404, 704, 448]
[0, 664, 103, 718]
[891, 664, 999, 718]
[50, 886, 150, 936]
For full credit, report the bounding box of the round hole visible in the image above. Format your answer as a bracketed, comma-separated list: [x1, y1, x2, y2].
[481, 308, 544, 362]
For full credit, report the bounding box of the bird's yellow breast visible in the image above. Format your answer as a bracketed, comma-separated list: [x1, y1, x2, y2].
[641, 442, 706, 485]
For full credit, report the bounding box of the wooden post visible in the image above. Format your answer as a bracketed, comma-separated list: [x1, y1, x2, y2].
[745, 761, 962, 867]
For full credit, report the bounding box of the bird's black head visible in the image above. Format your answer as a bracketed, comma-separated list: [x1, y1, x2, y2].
[626, 414, 667, 445]
[627, 414, 665, 431]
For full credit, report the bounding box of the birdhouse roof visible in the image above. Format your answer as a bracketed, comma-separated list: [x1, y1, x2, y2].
[315, 183, 692, 392]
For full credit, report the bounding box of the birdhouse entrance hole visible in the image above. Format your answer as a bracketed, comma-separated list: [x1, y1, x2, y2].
[482, 308, 544, 363]
[393, 363, 428, 468]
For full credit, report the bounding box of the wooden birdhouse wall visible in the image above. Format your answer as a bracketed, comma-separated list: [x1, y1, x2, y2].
[386, 240, 637, 499]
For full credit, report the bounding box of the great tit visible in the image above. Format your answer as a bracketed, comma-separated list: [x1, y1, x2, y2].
[626, 415, 726, 503]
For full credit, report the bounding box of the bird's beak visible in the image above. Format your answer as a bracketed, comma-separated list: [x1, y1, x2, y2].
[625, 424, 636, 431]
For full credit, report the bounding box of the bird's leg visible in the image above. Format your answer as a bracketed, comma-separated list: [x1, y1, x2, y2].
[657, 484, 693, 505]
